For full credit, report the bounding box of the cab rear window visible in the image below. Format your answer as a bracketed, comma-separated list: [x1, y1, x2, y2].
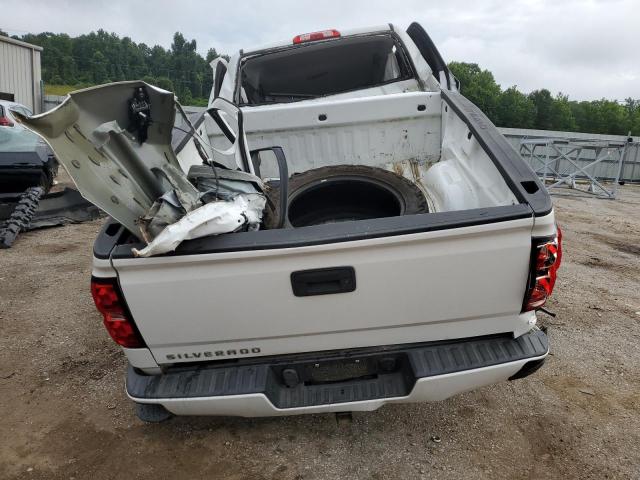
[239, 34, 414, 105]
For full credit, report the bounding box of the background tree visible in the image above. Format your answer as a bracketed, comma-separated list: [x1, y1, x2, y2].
[496, 86, 536, 129]
[548, 93, 576, 132]
[624, 99, 640, 137]
[19, 30, 218, 105]
[8, 30, 638, 132]
[528, 89, 555, 130]
[206, 48, 220, 64]
[155, 76, 175, 92]
[450, 62, 636, 135]
[449, 62, 501, 122]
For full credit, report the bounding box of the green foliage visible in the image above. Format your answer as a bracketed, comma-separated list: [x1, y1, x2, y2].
[496, 87, 536, 129]
[625, 99, 640, 136]
[10, 29, 639, 133]
[449, 62, 640, 135]
[44, 84, 77, 95]
[449, 62, 638, 135]
[528, 89, 554, 130]
[550, 93, 577, 132]
[17, 29, 222, 105]
[528, 90, 576, 131]
[570, 99, 630, 135]
[155, 76, 175, 92]
[449, 62, 501, 121]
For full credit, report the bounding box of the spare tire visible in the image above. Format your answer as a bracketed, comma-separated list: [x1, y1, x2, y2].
[264, 165, 428, 228]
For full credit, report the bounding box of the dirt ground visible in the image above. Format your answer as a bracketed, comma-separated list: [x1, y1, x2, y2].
[1, 182, 639, 480]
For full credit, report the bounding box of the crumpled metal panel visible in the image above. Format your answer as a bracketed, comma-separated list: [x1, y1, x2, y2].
[13, 81, 201, 238]
[132, 194, 266, 257]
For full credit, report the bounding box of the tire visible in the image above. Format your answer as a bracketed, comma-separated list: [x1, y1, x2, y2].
[264, 165, 428, 228]
[0, 186, 44, 248]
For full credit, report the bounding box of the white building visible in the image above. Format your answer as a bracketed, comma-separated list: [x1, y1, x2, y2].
[0, 35, 43, 113]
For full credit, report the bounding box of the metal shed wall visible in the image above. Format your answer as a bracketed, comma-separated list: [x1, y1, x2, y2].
[0, 36, 43, 113]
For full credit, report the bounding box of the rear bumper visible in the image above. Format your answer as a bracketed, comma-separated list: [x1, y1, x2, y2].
[0, 149, 56, 194]
[126, 329, 548, 417]
[0, 167, 49, 194]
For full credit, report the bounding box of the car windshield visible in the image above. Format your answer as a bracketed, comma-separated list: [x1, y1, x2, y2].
[239, 34, 413, 105]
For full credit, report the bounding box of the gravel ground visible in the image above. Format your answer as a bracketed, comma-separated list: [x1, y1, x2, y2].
[1, 183, 639, 480]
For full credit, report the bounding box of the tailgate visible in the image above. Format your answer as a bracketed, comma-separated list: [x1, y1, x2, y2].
[112, 215, 535, 365]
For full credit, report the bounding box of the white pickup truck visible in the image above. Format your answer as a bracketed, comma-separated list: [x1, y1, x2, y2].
[20, 23, 561, 421]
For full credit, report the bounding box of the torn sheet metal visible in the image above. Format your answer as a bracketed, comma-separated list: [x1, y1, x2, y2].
[12, 81, 202, 240]
[132, 193, 266, 257]
[13, 81, 268, 255]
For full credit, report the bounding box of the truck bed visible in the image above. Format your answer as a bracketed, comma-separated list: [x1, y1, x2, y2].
[95, 89, 552, 368]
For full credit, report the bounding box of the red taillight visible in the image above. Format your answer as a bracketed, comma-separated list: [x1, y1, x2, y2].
[522, 226, 562, 312]
[0, 116, 14, 127]
[91, 277, 145, 348]
[293, 29, 341, 44]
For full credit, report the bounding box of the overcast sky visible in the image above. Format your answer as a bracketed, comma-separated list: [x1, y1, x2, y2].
[2, 0, 638, 100]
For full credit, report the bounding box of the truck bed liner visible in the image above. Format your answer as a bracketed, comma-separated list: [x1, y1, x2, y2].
[440, 90, 552, 216]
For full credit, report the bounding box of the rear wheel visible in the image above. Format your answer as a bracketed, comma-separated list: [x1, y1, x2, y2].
[264, 165, 428, 228]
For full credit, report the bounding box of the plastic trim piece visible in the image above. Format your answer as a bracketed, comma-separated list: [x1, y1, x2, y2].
[290, 266, 356, 296]
[127, 330, 548, 409]
[93, 220, 128, 260]
[406, 22, 451, 89]
[98, 203, 532, 259]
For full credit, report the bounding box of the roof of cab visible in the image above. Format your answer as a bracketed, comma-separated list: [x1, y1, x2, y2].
[241, 24, 393, 55]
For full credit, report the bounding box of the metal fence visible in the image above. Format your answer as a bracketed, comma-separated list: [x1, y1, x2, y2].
[522, 138, 634, 198]
[499, 127, 640, 185]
